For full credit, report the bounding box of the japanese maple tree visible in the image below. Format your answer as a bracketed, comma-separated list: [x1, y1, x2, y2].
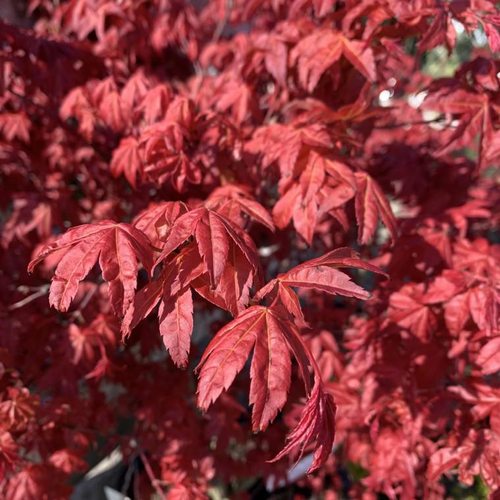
[1, 0, 500, 499]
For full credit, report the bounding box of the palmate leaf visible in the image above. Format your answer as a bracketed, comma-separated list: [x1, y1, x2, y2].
[196, 249, 385, 471]
[291, 28, 376, 92]
[196, 306, 293, 431]
[270, 378, 336, 474]
[194, 241, 255, 317]
[28, 221, 153, 315]
[255, 247, 388, 320]
[249, 123, 332, 189]
[272, 150, 357, 245]
[154, 206, 260, 287]
[196, 307, 275, 415]
[205, 184, 275, 232]
[0, 431, 18, 482]
[110, 136, 143, 189]
[120, 242, 205, 360]
[119, 202, 263, 366]
[422, 88, 494, 168]
[388, 284, 438, 341]
[427, 446, 465, 483]
[427, 430, 500, 488]
[133, 201, 189, 249]
[6, 465, 44, 500]
[1, 195, 52, 249]
[196, 305, 336, 473]
[280, 266, 371, 300]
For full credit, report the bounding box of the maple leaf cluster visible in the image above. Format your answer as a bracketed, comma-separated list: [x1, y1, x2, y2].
[1, 0, 500, 498]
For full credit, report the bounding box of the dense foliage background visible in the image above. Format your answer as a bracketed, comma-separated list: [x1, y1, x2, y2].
[1, 1, 500, 499]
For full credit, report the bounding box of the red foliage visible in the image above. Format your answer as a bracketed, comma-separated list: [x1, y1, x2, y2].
[1, 0, 500, 498]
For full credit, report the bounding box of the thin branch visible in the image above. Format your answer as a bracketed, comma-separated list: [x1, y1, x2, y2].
[212, 0, 233, 44]
[192, 0, 232, 99]
[372, 117, 450, 130]
[139, 450, 167, 500]
[70, 283, 99, 323]
[8, 285, 49, 310]
[121, 454, 138, 496]
[78, 283, 99, 311]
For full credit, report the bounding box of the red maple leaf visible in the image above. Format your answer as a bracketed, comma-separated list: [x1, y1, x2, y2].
[28, 221, 154, 315]
[291, 29, 376, 92]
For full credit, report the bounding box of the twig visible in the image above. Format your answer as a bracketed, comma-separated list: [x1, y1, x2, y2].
[8, 285, 49, 310]
[139, 450, 167, 500]
[70, 283, 99, 323]
[212, 0, 233, 44]
[121, 454, 138, 496]
[192, 0, 232, 100]
[78, 283, 99, 311]
[372, 117, 449, 129]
